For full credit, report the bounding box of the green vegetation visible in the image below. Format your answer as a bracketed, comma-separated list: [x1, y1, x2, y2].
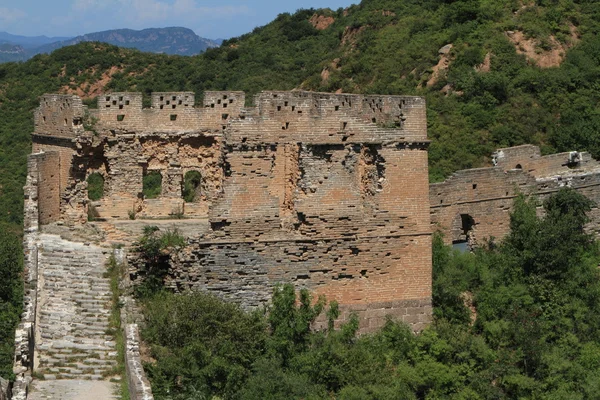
[142, 171, 162, 199]
[87, 172, 105, 201]
[182, 170, 202, 203]
[105, 254, 130, 399]
[134, 226, 185, 298]
[0, 226, 23, 380]
[139, 188, 600, 399]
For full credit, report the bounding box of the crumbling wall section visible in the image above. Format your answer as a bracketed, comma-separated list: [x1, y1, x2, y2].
[33, 90, 433, 333]
[433, 145, 600, 244]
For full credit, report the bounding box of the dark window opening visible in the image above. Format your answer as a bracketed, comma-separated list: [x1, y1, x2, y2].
[372, 118, 376, 123]
[183, 170, 202, 203]
[472, 183, 477, 189]
[335, 105, 340, 111]
[119, 104, 123, 109]
[142, 170, 162, 199]
[117, 115, 125, 122]
[223, 103, 228, 108]
[222, 113, 229, 120]
[453, 214, 475, 252]
[125, 100, 130, 105]
[342, 121, 348, 130]
[277, 106, 282, 111]
[87, 172, 105, 201]
[170, 114, 177, 121]
[515, 164, 522, 170]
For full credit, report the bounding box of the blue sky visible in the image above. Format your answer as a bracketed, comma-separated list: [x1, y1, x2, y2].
[0, 0, 356, 39]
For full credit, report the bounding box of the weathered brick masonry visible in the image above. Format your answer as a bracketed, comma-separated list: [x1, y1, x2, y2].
[431, 144, 600, 246]
[29, 90, 432, 333]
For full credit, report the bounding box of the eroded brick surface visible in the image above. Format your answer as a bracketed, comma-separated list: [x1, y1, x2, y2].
[29, 90, 432, 333]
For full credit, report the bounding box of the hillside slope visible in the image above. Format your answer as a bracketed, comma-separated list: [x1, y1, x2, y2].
[2, 0, 600, 229]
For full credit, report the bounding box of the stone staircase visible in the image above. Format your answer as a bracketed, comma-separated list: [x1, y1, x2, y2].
[28, 234, 119, 399]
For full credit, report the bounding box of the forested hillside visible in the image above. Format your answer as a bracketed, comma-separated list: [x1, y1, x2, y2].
[2, 0, 600, 230]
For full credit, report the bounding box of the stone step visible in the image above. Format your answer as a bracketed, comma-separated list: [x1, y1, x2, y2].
[34, 234, 118, 383]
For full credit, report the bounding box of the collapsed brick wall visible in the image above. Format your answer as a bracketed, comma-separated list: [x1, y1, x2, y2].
[31, 90, 432, 333]
[432, 145, 600, 245]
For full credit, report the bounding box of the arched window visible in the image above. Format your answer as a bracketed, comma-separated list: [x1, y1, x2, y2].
[143, 170, 162, 199]
[515, 164, 522, 170]
[87, 172, 105, 201]
[182, 171, 202, 203]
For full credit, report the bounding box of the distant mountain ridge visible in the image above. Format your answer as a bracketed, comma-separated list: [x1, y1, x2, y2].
[0, 27, 220, 62]
[0, 32, 71, 48]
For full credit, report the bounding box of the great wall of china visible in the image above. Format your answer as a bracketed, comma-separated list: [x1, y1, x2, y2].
[5, 90, 600, 398]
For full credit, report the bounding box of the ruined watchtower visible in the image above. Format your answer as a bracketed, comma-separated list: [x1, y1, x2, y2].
[26, 90, 432, 333]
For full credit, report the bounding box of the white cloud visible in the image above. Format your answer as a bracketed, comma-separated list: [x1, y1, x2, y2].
[0, 7, 26, 24]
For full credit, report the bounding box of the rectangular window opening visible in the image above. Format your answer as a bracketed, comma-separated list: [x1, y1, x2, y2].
[117, 115, 125, 122]
[222, 113, 229, 120]
[170, 114, 177, 121]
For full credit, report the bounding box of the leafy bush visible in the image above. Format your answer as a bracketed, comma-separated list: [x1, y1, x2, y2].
[133, 226, 185, 298]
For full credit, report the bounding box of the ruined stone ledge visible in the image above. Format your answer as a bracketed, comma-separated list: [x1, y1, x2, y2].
[192, 231, 432, 246]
